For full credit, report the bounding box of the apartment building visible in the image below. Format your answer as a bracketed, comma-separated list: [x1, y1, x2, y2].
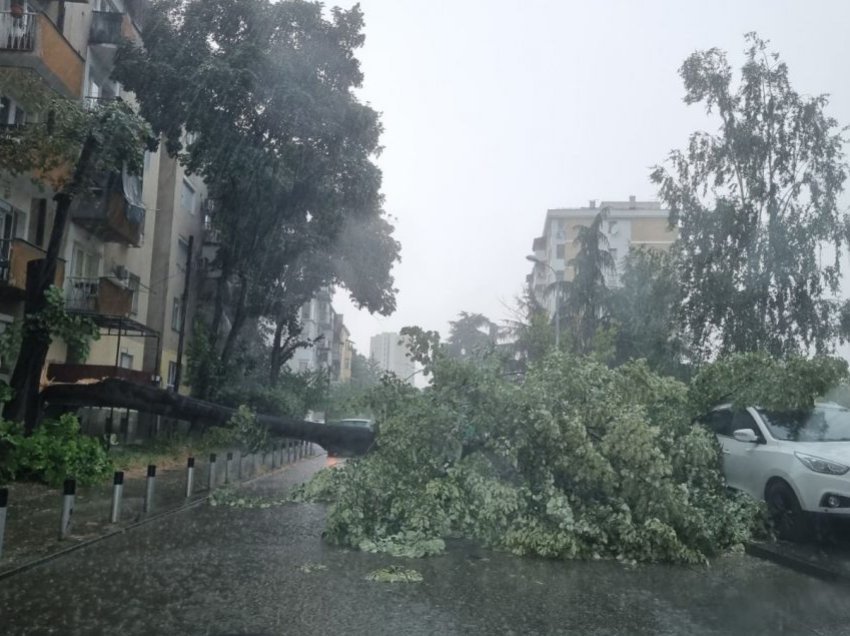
[142, 151, 205, 393]
[332, 318, 352, 383]
[369, 332, 415, 384]
[528, 196, 677, 315]
[0, 1, 207, 441]
[287, 287, 336, 375]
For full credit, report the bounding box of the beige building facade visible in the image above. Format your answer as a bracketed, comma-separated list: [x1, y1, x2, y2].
[528, 196, 677, 316]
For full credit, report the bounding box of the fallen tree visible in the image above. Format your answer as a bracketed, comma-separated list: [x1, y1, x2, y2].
[292, 348, 849, 564]
[41, 379, 374, 457]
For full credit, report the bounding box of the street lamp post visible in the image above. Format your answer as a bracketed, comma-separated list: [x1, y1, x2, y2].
[526, 255, 560, 350]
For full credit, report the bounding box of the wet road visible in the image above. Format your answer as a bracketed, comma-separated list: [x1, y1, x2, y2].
[1, 454, 850, 635]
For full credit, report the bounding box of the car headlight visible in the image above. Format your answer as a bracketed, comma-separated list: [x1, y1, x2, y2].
[794, 452, 850, 475]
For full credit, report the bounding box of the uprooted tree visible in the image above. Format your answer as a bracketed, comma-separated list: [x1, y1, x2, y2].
[294, 334, 848, 563]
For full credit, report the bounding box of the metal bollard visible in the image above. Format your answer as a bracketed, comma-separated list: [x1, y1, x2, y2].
[144, 465, 156, 514]
[225, 452, 233, 484]
[286, 440, 292, 463]
[0, 487, 7, 560]
[208, 453, 217, 490]
[237, 451, 243, 481]
[271, 445, 277, 469]
[110, 471, 124, 523]
[59, 478, 75, 540]
[186, 457, 195, 498]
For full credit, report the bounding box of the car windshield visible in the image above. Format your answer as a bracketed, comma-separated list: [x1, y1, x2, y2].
[757, 405, 850, 442]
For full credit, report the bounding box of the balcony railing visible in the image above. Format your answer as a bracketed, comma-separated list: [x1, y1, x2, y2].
[0, 11, 35, 52]
[0, 237, 64, 295]
[0, 12, 84, 97]
[82, 95, 117, 111]
[65, 276, 133, 316]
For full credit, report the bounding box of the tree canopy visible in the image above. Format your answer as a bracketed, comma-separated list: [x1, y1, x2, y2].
[113, 0, 400, 395]
[652, 33, 849, 359]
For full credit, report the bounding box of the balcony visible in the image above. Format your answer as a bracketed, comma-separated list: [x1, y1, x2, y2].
[0, 11, 84, 97]
[47, 363, 153, 386]
[0, 238, 65, 297]
[66, 276, 133, 317]
[70, 172, 145, 246]
[89, 11, 126, 46]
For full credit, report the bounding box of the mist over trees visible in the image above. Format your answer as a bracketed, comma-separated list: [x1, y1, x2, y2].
[113, 0, 400, 399]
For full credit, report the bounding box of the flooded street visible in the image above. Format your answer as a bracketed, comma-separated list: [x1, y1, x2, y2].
[0, 454, 847, 635]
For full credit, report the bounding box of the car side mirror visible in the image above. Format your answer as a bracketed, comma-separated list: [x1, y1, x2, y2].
[733, 428, 759, 443]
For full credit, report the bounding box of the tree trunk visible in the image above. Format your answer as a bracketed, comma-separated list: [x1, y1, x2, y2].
[219, 272, 248, 368]
[41, 378, 375, 457]
[269, 314, 286, 384]
[209, 252, 231, 347]
[6, 133, 98, 433]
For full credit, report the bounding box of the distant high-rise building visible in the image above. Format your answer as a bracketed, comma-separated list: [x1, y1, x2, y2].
[369, 332, 415, 384]
[527, 196, 677, 316]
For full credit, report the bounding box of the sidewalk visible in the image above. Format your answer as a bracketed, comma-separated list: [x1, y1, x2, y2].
[0, 441, 320, 577]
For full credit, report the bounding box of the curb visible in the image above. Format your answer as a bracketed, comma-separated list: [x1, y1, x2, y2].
[745, 541, 850, 586]
[0, 456, 318, 583]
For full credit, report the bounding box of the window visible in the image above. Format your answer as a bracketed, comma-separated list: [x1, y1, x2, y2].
[31, 198, 46, 248]
[119, 352, 133, 369]
[555, 244, 565, 259]
[180, 179, 196, 215]
[555, 270, 564, 282]
[176, 237, 190, 272]
[171, 297, 183, 331]
[0, 95, 25, 126]
[70, 243, 100, 279]
[702, 409, 733, 437]
[166, 361, 177, 390]
[128, 273, 140, 316]
[298, 360, 309, 372]
[0, 313, 13, 374]
[96, 0, 119, 12]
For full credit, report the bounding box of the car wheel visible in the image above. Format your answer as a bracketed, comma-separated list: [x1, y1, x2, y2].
[765, 480, 811, 542]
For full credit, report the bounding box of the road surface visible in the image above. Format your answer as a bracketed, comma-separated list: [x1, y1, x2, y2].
[1, 454, 849, 635]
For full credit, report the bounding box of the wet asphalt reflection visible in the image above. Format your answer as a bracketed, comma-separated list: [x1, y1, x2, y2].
[1, 454, 849, 635]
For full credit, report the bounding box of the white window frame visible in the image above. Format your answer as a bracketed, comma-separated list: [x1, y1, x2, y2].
[180, 178, 196, 215]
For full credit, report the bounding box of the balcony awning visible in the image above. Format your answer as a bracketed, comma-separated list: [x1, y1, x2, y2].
[87, 314, 159, 338]
[122, 166, 145, 225]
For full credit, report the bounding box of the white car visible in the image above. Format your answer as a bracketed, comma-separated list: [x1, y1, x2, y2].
[703, 402, 850, 540]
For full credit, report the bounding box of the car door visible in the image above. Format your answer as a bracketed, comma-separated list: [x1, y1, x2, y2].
[704, 409, 744, 490]
[721, 409, 767, 499]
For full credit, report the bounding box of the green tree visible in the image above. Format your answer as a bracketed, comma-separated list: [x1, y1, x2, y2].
[447, 312, 500, 360]
[609, 249, 688, 377]
[114, 0, 399, 397]
[0, 76, 151, 431]
[504, 283, 555, 372]
[350, 350, 382, 390]
[561, 211, 615, 354]
[651, 33, 849, 360]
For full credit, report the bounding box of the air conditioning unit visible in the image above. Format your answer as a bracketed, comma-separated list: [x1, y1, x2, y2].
[114, 265, 129, 281]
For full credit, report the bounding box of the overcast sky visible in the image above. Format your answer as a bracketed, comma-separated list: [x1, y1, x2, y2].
[330, 0, 850, 357]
